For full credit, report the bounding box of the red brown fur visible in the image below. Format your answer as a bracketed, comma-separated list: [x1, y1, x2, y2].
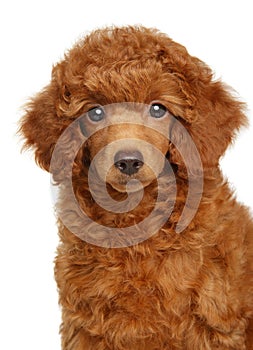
[20, 26, 253, 349]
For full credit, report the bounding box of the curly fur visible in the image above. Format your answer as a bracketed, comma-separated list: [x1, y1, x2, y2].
[19, 26, 253, 349]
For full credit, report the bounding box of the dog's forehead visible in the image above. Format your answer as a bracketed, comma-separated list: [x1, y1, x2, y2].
[82, 60, 163, 103]
[82, 65, 186, 110]
[105, 103, 146, 121]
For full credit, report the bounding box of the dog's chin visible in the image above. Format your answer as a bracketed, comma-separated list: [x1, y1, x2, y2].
[108, 178, 153, 193]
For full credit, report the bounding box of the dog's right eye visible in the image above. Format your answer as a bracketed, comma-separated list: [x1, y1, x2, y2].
[87, 107, 105, 122]
[149, 103, 168, 118]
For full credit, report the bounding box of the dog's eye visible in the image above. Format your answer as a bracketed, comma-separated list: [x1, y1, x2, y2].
[87, 106, 105, 122]
[149, 103, 167, 118]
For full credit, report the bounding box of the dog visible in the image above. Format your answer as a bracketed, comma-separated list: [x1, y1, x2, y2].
[20, 26, 253, 349]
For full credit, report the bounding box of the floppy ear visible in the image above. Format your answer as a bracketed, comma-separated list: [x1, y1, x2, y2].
[190, 80, 247, 168]
[19, 63, 81, 175]
[170, 82, 247, 178]
[161, 43, 248, 172]
[158, 36, 248, 172]
[20, 82, 58, 171]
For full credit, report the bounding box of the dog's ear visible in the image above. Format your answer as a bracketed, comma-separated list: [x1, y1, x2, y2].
[19, 65, 59, 171]
[19, 62, 79, 173]
[190, 81, 247, 169]
[160, 42, 247, 172]
[170, 81, 247, 175]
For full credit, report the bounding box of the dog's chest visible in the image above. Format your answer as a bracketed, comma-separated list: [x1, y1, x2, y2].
[78, 249, 198, 346]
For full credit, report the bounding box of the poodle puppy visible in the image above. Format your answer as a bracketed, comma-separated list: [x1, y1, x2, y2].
[20, 26, 253, 349]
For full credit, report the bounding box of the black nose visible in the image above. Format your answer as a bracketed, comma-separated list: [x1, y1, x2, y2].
[114, 151, 144, 175]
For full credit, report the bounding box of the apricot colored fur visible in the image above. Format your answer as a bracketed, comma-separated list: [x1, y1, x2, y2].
[20, 26, 253, 349]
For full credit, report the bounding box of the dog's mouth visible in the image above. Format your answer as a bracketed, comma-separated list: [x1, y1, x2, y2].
[107, 152, 178, 194]
[105, 152, 168, 193]
[108, 175, 154, 193]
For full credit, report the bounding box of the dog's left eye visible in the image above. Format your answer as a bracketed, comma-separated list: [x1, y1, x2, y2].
[87, 106, 105, 122]
[149, 103, 167, 118]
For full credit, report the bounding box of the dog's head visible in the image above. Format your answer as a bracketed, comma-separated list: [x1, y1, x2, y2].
[20, 26, 247, 194]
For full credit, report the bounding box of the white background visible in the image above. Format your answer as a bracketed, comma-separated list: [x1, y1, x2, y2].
[1, 0, 252, 349]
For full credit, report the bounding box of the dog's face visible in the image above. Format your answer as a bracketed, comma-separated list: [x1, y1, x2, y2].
[81, 102, 172, 192]
[20, 26, 246, 194]
[74, 55, 189, 193]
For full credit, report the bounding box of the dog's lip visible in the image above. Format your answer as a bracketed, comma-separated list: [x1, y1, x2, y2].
[110, 177, 140, 187]
[108, 176, 152, 193]
[118, 175, 140, 184]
